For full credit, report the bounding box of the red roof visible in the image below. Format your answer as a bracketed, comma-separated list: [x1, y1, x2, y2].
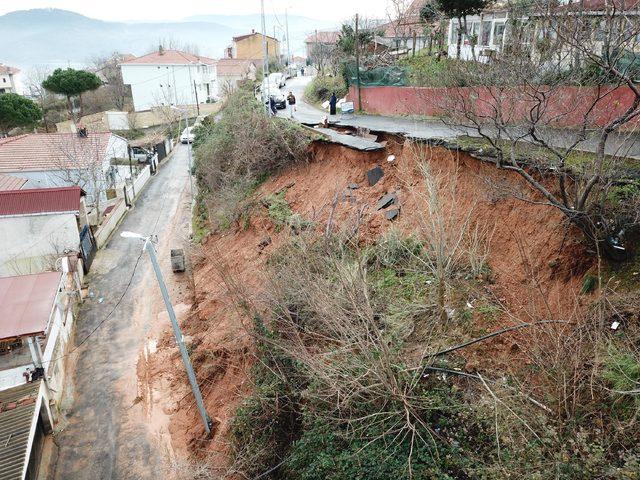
[216, 58, 258, 76]
[0, 64, 20, 76]
[305, 31, 341, 44]
[120, 49, 216, 65]
[0, 186, 84, 216]
[233, 32, 278, 43]
[0, 271, 62, 340]
[0, 132, 116, 173]
[0, 174, 26, 191]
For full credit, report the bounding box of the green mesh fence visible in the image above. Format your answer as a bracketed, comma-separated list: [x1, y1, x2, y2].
[344, 64, 409, 87]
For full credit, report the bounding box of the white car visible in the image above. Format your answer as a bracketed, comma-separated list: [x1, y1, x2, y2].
[268, 72, 286, 88]
[180, 127, 195, 144]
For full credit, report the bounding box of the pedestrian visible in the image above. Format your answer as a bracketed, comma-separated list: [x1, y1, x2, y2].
[329, 92, 338, 116]
[269, 96, 277, 116]
[286, 91, 296, 118]
[301, 66, 305, 77]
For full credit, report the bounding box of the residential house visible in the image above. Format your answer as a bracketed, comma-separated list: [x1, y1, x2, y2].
[0, 270, 78, 479]
[446, 5, 511, 61]
[216, 59, 258, 94]
[305, 31, 341, 59]
[231, 31, 280, 61]
[120, 49, 218, 112]
[0, 187, 92, 276]
[0, 64, 22, 95]
[377, 0, 429, 54]
[0, 132, 128, 208]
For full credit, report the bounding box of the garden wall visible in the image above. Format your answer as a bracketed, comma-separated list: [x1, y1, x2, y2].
[348, 85, 640, 130]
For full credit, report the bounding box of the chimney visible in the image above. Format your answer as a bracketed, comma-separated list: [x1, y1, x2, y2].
[159, 45, 165, 55]
[251, 29, 255, 34]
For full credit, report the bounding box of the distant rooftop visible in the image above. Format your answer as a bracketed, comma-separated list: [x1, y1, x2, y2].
[120, 49, 216, 66]
[233, 31, 279, 43]
[0, 64, 20, 76]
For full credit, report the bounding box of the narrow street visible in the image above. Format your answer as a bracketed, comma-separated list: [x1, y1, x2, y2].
[50, 144, 193, 480]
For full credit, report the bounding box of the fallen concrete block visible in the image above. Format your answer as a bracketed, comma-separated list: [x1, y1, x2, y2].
[367, 166, 384, 186]
[385, 208, 400, 221]
[376, 193, 397, 210]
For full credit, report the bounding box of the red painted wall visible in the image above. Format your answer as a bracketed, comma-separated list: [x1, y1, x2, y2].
[348, 85, 640, 130]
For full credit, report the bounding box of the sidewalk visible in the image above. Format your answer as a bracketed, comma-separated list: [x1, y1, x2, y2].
[280, 76, 640, 159]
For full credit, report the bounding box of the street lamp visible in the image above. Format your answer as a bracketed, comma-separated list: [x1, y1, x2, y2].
[121, 231, 212, 435]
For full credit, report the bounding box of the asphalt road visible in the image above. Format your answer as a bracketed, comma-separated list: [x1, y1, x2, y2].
[279, 75, 640, 159]
[50, 144, 192, 480]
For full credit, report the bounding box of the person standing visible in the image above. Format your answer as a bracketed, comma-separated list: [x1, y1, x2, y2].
[329, 92, 338, 116]
[286, 91, 297, 118]
[269, 96, 277, 116]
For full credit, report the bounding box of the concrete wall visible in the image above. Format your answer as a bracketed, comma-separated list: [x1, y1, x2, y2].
[121, 63, 218, 112]
[95, 199, 127, 248]
[0, 213, 80, 276]
[348, 84, 640, 130]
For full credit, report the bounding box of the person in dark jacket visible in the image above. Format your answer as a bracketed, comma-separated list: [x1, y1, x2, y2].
[329, 92, 338, 116]
[269, 96, 277, 116]
[286, 91, 297, 118]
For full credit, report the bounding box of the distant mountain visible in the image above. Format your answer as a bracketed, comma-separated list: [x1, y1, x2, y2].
[0, 9, 335, 71]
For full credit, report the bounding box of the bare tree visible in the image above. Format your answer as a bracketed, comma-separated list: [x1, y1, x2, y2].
[88, 53, 132, 111]
[437, 0, 640, 257]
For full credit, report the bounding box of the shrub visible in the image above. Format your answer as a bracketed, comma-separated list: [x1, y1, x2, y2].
[193, 87, 310, 232]
[304, 76, 347, 104]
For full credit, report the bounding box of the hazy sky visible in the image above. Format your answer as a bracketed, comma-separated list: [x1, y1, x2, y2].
[0, 0, 391, 22]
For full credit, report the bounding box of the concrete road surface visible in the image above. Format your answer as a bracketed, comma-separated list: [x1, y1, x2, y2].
[50, 144, 193, 480]
[279, 75, 640, 159]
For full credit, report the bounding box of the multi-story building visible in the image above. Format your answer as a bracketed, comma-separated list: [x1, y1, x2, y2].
[0, 64, 22, 95]
[231, 31, 280, 61]
[120, 49, 218, 112]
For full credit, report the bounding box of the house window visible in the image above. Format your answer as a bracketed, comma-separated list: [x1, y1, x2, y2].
[493, 22, 506, 47]
[481, 21, 492, 46]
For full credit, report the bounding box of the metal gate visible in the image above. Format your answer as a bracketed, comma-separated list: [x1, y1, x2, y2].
[79, 225, 97, 273]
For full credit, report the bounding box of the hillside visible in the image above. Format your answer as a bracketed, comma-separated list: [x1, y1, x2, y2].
[0, 9, 332, 69]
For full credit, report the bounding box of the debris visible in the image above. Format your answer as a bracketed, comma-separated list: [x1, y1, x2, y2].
[171, 249, 186, 273]
[98, 297, 104, 304]
[348, 183, 360, 190]
[387, 155, 396, 163]
[258, 236, 272, 250]
[376, 193, 397, 210]
[366, 166, 384, 186]
[611, 321, 620, 330]
[445, 308, 456, 320]
[466, 301, 474, 309]
[385, 208, 400, 221]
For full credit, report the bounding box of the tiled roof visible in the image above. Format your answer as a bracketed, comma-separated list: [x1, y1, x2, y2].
[216, 59, 257, 76]
[0, 186, 84, 216]
[0, 132, 114, 173]
[0, 381, 42, 480]
[0, 64, 20, 76]
[233, 32, 279, 42]
[120, 49, 216, 65]
[305, 31, 341, 44]
[0, 174, 26, 191]
[0, 271, 62, 340]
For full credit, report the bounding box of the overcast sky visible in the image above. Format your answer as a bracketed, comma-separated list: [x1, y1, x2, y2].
[0, 0, 391, 22]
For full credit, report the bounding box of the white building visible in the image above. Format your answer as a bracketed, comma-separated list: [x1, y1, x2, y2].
[447, 9, 511, 62]
[0, 64, 22, 95]
[0, 186, 90, 276]
[0, 132, 128, 206]
[120, 49, 219, 112]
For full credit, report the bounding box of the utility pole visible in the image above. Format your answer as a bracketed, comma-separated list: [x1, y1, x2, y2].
[261, 0, 270, 114]
[193, 79, 200, 116]
[355, 14, 362, 112]
[121, 233, 212, 435]
[285, 8, 292, 67]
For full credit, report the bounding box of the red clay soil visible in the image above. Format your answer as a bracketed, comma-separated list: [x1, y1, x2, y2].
[153, 137, 594, 469]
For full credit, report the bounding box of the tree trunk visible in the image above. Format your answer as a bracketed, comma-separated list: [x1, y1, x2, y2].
[456, 18, 463, 59]
[66, 95, 76, 123]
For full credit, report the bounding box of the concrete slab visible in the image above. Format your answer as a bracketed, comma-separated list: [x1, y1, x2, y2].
[314, 127, 385, 151]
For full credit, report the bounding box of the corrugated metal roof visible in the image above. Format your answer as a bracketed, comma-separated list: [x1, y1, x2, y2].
[0, 175, 26, 192]
[0, 381, 41, 480]
[0, 186, 83, 217]
[0, 272, 62, 341]
[0, 132, 114, 174]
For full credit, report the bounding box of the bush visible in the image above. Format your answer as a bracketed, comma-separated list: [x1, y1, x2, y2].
[304, 76, 347, 104]
[193, 87, 310, 232]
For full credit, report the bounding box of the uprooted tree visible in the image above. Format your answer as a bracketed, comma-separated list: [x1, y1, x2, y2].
[439, 0, 640, 258]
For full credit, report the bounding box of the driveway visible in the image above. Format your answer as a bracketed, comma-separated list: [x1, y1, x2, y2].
[50, 144, 192, 480]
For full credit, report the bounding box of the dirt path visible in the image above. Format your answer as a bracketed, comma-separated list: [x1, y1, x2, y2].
[50, 144, 193, 480]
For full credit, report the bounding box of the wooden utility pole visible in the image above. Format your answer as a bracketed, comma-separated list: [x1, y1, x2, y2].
[193, 80, 200, 116]
[355, 14, 362, 112]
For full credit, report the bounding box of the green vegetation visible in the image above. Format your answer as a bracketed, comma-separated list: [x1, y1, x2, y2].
[0, 93, 42, 133]
[304, 75, 348, 104]
[42, 68, 102, 119]
[192, 87, 310, 233]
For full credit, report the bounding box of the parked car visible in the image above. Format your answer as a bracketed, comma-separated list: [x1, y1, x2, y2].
[180, 127, 195, 144]
[261, 81, 286, 109]
[130, 146, 153, 163]
[268, 72, 286, 88]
